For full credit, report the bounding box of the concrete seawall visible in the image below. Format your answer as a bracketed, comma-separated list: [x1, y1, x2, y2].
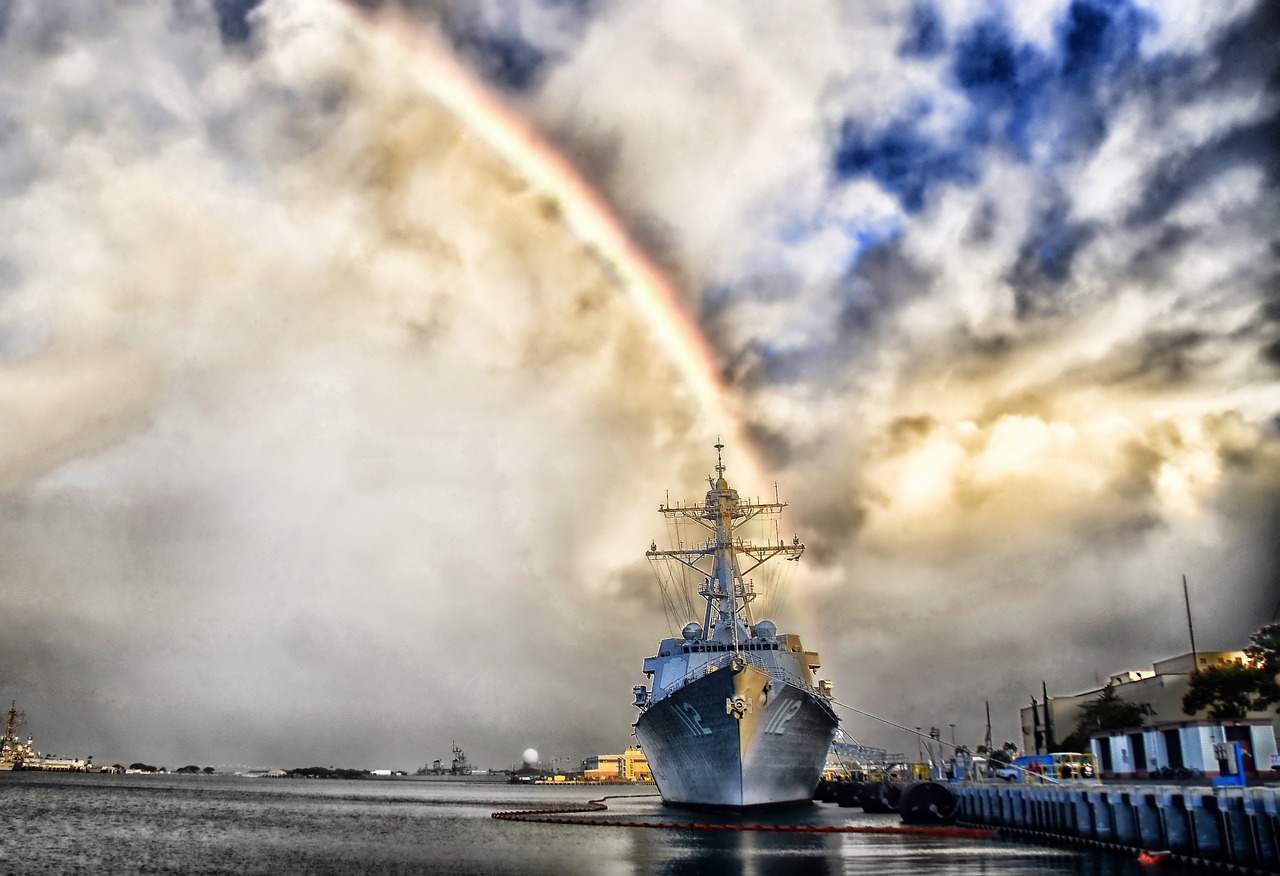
[952, 783, 1278, 872]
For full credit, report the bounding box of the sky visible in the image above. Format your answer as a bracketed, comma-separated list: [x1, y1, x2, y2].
[0, 0, 1276, 770]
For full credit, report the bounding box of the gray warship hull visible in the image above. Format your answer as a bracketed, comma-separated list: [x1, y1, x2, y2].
[634, 661, 838, 809]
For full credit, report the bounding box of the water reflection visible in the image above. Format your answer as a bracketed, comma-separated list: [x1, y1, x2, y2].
[649, 829, 839, 876]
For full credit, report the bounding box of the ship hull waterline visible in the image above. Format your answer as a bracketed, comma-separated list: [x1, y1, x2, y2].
[634, 661, 838, 811]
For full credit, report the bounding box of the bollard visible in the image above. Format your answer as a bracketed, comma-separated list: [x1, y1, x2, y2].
[1244, 788, 1276, 863]
[1012, 788, 1027, 828]
[1217, 790, 1254, 866]
[1160, 792, 1193, 855]
[1074, 790, 1094, 838]
[1046, 789, 1063, 834]
[1133, 792, 1164, 849]
[1059, 789, 1080, 835]
[982, 787, 997, 824]
[1185, 793, 1224, 861]
[1110, 791, 1138, 846]
[999, 788, 1014, 826]
[1088, 790, 1113, 842]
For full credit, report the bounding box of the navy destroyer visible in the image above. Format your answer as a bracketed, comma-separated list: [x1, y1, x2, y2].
[632, 445, 838, 809]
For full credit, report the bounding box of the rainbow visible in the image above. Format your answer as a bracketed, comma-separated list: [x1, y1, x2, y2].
[311, 1, 767, 486]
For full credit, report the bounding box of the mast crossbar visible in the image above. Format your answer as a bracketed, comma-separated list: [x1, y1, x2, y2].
[647, 446, 803, 646]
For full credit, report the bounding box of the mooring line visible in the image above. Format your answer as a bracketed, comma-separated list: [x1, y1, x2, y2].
[491, 796, 995, 838]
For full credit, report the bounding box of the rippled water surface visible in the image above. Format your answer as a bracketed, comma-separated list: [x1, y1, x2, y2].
[0, 773, 1195, 875]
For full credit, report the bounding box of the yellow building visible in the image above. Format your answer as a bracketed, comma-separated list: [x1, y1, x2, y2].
[582, 746, 652, 782]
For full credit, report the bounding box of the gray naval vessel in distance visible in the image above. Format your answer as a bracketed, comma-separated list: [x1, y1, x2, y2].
[632, 445, 839, 810]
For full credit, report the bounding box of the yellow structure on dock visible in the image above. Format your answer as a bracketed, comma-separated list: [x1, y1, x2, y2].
[582, 746, 652, 783]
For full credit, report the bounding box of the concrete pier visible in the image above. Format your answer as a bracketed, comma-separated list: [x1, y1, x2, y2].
[953, 783, 1279, 873]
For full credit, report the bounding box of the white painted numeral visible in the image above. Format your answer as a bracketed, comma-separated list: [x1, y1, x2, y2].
[764, 701, 802, 735]
[677, 702, 713, 736]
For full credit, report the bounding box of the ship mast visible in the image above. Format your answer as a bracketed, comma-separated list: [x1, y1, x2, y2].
[3, 701, 23, 743]
[2, 701, 26, 765]
[646, 443, 804, 647]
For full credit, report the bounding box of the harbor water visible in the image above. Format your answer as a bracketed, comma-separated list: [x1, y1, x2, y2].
[0, 772, 1200, 875]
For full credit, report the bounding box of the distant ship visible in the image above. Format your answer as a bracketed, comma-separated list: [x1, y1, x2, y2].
[414, 742, 472, 777]
[632, 445, 839, 809]
[0, 701, 94, 773]
[450, 742, 472, 775]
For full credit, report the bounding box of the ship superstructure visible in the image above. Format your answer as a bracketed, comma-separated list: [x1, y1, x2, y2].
[0, 701, 33, 771]
[0, 701, 93, 772]
[632, 445, 839, 809]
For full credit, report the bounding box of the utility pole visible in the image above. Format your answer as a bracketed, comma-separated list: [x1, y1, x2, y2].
[1031, 695, 1043, 754]
[1183, 574, 1199, 670]
[1043, 680, 1055, 752]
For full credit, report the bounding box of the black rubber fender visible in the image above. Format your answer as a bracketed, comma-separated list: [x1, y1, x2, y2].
[898, 781, 958, 825]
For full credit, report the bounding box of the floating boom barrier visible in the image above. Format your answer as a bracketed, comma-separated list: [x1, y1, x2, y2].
[491, 795, 995, 838]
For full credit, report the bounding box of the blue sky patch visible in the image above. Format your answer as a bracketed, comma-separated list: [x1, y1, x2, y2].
[833, 116, 978, 213]
[832, 2, 1164, 214]
[1059, 0, 1150, 85]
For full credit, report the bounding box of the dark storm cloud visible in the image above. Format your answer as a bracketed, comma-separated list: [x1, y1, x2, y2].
[358, 0, 600, 93]
[898, 3, 946, 60]
[1076, 329, 1215, 388]
[834, 240, 931, 353]
[211, 0, 263, 43]
[1124, 7, 1280, 228]
[1126, 115, 1280, 228]
[1008, 199, 1098, 311]
[446, 24, 548, 91]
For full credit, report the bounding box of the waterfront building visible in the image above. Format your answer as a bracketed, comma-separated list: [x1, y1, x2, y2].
[1019, 649, 1278, 781]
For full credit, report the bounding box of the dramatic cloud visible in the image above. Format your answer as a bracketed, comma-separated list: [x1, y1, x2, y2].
[1, 0, 1276, 766]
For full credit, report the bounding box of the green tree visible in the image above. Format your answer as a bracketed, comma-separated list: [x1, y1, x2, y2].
[975, 741, 1019, 765]
[1057, 729, 1089, 753]
[1245, 623, 1280, 709]
[1182, 659, 1269, 722]
[1060, 681, 1152, 751]
[1247, 623, 1280, 662]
